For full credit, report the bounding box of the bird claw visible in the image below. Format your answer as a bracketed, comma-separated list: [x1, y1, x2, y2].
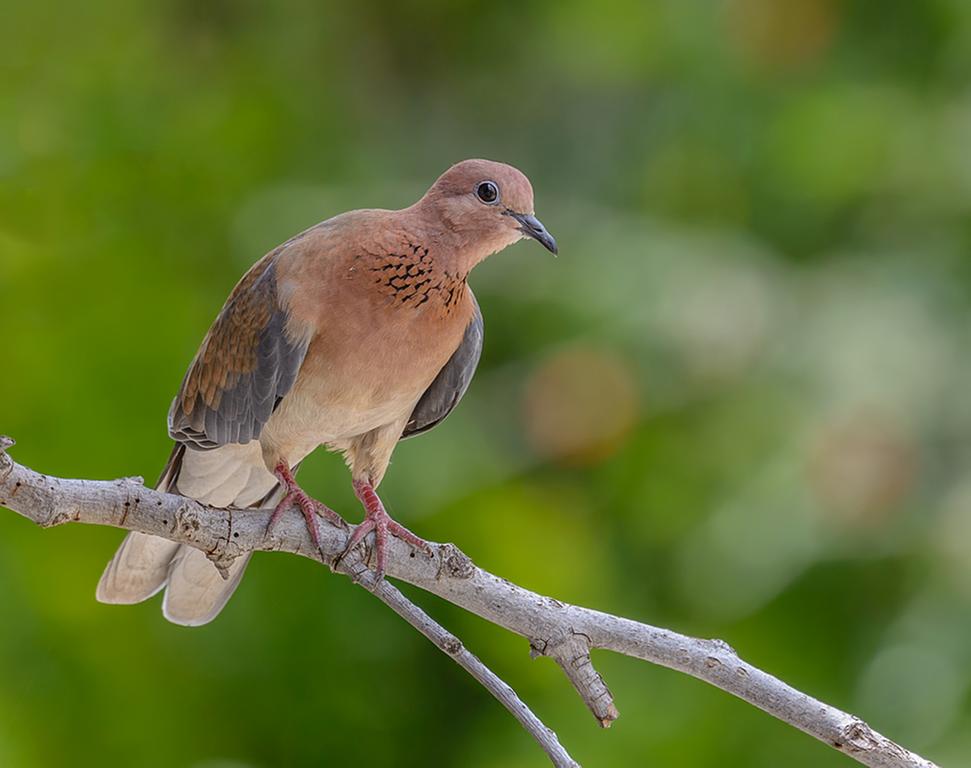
[337, 481, 432, 580]
[267, 464, 348, 558]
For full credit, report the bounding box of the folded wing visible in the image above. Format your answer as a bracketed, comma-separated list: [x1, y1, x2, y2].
[402, 292, 484, 439]
[168, 255, 310, 450]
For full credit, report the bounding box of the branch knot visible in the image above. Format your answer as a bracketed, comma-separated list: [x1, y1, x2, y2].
[837, 718, 884, 754]
[0, 436, 15, 483]
[438, 542, 474, 579]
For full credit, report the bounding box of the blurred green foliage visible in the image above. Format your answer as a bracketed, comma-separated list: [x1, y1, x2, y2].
[3, 1, 971, 765]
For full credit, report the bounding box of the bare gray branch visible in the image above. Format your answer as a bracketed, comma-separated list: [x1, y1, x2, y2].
[0, 437, 939, 768]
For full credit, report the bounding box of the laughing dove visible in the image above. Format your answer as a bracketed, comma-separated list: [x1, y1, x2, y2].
[96, 159, 557, 626]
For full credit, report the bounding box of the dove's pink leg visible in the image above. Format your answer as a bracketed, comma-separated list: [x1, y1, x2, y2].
[267, 463, 346, 554]
[340, 480, 432, 580]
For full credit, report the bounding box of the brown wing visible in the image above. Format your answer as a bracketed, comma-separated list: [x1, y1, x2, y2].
[167, 255, 309, 450]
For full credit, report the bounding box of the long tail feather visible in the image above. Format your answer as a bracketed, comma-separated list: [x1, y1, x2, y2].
[96, 442, 280, 626]
[96, 532, 181, 604]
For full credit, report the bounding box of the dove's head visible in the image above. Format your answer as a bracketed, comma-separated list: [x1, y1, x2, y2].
[420, 159, 557, 271]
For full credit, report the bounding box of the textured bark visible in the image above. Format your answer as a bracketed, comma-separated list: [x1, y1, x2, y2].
[0, 437, 939, 768]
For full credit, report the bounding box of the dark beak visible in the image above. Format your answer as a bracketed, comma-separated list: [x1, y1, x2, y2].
[509, 211, 558, 255]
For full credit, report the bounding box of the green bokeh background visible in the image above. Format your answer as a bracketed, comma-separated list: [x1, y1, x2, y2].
[3, 1, 971, 766]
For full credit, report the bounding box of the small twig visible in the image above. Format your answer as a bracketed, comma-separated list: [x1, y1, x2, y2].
[333, 548, 577, 766]
[0, 438, 941, 768]
[532, 634, 618, 728]
[370, 577, 578, 768]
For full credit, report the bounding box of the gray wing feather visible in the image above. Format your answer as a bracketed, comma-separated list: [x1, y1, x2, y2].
[402, 294, 484, 439]
[168, 259, 309, 450]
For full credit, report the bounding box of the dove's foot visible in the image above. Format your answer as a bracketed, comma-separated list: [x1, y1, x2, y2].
[337, 480, 432, 581]
[267, 463, 347, 555]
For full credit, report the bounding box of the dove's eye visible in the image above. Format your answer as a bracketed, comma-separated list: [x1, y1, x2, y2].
[475, 181, 499, 205]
